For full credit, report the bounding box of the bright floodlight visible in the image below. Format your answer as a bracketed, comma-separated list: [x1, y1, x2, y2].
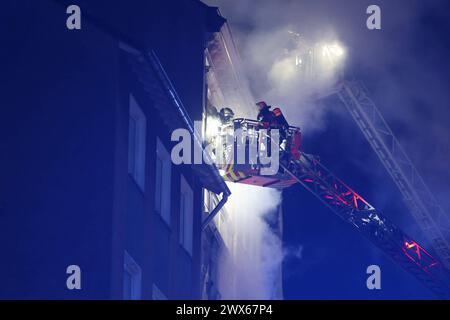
[206, 117, 221, 138]
[322, 43, 345, 59]
[329, 43, 344, 56]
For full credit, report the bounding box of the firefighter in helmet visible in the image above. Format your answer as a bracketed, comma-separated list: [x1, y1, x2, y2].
[256, 101, 275, 129]
[219, 107, 235, 126]
[255, 101, 302, 165]
[255, 101, 289, 140]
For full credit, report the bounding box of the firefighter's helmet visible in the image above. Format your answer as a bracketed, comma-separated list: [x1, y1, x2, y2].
[219, 107, 235, 124]
[256, 101, 269, 110]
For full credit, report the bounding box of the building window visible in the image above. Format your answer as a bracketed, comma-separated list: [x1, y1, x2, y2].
[123, 251, 142, 300]
[152, 283, 168, 300]
[128, 94, 147, 191]
[155, 137, 171, 225]
[179, 175, 194, 256]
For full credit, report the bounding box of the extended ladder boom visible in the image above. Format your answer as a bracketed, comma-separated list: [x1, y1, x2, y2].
[217, 118, 450, 298]
[283, 154, 450, 298]
[336, 81, 450, 269]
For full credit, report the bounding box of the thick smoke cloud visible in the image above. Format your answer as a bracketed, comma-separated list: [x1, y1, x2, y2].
[218, 183, 283, 299]
[205, 0, 450, 213]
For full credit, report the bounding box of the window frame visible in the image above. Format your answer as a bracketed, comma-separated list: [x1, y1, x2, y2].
[152, 283, 168, 300]
[179, 174, 194, 256]
[128, 94, 147, 191]
[123, 250, 142, 300]
[155, 137, 172, 226]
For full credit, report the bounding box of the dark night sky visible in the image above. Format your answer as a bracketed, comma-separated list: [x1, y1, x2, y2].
[205, 0, 450, 299]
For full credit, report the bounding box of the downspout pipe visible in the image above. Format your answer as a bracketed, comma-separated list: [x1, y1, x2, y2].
[202, 192, 229, 231]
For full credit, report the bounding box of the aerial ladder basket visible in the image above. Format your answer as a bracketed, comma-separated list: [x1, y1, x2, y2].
[217, 118, 301, 189]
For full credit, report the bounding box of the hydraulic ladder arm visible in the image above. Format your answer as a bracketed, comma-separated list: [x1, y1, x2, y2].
[336, 81, 450, 269]
[281, 154, 450, 298]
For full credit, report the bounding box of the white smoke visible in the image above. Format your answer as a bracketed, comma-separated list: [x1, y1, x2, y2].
[204, 0, 450, 299]
[205, 0, 348, 133]
[203, 0, 347, 300]
[217, 183, 283, 299]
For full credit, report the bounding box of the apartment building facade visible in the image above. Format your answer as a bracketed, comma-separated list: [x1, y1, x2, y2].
[0, 0, 228, 299]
